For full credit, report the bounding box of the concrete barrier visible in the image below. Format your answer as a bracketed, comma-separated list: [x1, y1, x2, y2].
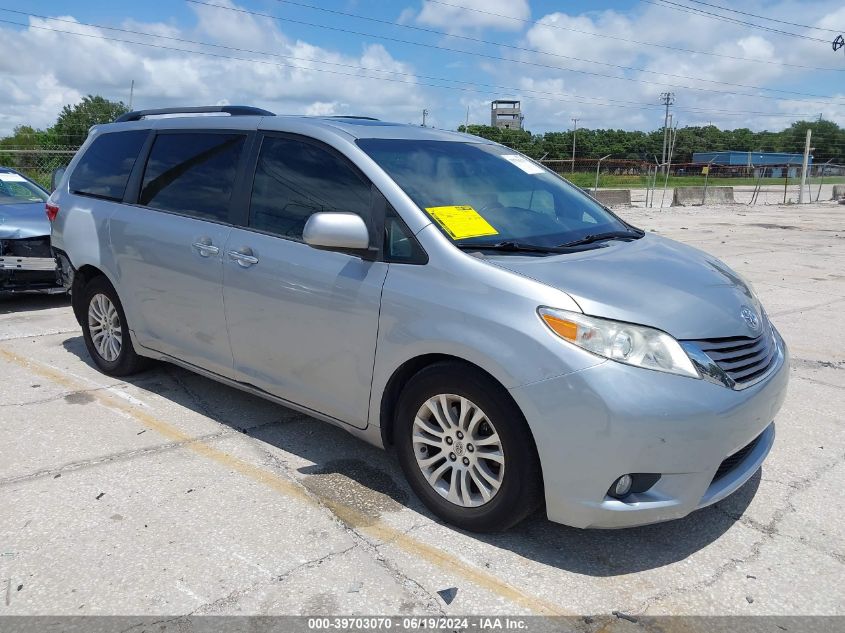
[592, 189, 632, 207]
[672, 186, 735, 206]
[832, 185, 845, 200]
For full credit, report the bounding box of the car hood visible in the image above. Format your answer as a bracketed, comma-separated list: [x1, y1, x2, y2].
[0, 202, 50, 239]
[487, 232, 763, 340]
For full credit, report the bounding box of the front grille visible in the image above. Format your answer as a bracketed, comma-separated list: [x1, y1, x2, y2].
[686, 328, 777, 388]
[712, 434, 761, 482]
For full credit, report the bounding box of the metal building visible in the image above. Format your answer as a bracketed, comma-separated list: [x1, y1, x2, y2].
[490, 100, 523, 129]
[692, 151, 812, 179]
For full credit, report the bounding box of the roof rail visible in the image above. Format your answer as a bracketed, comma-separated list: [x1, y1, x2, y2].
[329, 116, 380, 121]
[115, 105, 275, 123]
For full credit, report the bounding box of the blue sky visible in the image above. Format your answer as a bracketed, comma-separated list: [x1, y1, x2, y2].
[1, 0, 844, 136]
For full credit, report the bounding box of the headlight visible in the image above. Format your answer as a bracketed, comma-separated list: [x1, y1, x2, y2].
[538, 307, 700, 378]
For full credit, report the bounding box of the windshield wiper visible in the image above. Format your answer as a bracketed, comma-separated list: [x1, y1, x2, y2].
[558, 229, 643, 248]
[456, 240, 573, 254]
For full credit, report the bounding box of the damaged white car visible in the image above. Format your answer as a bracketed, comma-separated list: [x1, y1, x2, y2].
[0, 167, 62, 293]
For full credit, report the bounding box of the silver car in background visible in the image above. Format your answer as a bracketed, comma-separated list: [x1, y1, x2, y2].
[0, 167, 62, 293]
[49, 106, 789, 531]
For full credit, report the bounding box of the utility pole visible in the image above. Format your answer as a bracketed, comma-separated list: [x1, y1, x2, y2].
[422, 109, 429, 127]
[128, 79, 135, 111]
[465, 106, 469, 131]
[798, 129, 812, 204]
[660, 92, 674, 173]
[571, 118, 578, 173]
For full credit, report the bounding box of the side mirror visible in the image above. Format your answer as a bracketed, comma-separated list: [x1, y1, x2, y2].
[50, 167, 66, 193]
[303, 212, 373, 255]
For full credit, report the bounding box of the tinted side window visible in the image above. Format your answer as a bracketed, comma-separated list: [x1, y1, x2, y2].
[70, 130, 147, 201]
[140, 133, 245, 222]
[249, 136, 371, 240]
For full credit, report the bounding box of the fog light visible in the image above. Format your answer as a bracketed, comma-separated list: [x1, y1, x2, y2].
[612, 474, 633, 497]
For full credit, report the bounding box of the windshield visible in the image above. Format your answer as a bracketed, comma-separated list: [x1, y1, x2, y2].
[0, 172, 48, 205]
[357, 139, 633, 248]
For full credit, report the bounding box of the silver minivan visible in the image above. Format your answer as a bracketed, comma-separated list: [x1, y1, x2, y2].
[49, 106, 789, 532]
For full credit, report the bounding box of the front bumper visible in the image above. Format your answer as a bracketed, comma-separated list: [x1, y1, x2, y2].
[0, 238, 62, 292]
[509, 330, 789, 529]
[0, 255, 58, 271]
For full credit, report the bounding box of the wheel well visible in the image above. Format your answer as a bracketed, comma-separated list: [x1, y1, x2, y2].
[379, 354, 530, 450]
[70, 265, 107, 326]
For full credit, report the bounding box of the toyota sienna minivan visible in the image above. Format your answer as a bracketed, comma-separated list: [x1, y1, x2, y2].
[49, 106, 789, 532]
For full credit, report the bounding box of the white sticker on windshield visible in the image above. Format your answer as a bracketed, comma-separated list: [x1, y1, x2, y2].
[0, 173, 27, 182]
[501, 154, 544, 175]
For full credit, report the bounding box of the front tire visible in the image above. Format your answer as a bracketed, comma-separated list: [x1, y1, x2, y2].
[395, 362, 543, 532]
[81, 276, 150, 376]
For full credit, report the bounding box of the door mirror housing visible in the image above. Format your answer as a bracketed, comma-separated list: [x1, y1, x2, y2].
[303, 212, 374, 257]
[50, 167, 66, 193]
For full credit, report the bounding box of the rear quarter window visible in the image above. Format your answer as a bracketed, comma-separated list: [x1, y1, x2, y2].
[69, 130, 148, 201]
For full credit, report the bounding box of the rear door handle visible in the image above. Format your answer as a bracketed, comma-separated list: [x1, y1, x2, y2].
[227, 248, 259, 267]
[192, 240, 220, 257]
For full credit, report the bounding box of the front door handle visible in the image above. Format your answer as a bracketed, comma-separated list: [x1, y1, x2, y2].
[227, 248, 259, 267]
[192, 239, 220, 257]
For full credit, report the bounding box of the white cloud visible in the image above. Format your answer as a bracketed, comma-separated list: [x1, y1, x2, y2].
[1, 0, 843, 138]
[523, 11, 642, 70]
[413, 0, 530, 34]
[304, 101, 342, 116]
[497, 0, 845, 132]
[0, 4, 426, 138]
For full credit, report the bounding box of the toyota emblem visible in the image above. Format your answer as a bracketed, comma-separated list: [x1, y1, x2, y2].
[740, 306, 760, 331]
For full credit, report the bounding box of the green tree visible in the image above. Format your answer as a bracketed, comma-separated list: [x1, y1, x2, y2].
[0, 125, 53, 180]
[49, 95, 129, 147]
[452, 119, 845, 164]
[779, 119, 843, 162]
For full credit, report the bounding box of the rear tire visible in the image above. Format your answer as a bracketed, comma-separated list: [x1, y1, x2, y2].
[81, 276, 151, 376]
[395, 362, 543, 532]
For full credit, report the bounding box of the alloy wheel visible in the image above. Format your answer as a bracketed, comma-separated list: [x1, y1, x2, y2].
[88, 293, 123, 362]
[412, 394, 505, 508]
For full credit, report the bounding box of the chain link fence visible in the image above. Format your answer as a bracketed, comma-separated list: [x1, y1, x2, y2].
[538, 158, 845, 206]
[0, 146, 79, 190]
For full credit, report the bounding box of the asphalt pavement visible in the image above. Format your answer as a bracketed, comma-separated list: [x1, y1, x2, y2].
[0, 201, 843, 619]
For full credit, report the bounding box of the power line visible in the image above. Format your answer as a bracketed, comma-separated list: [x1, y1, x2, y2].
[0, 11, 628, 110]
[0, 14, 819, 120]
[188, 0, 845, 105]
[0, 12, 798, 118]
[422, 0, 844, 72]
[643, 0, 830, 43]
[264, 0, 842, 99]
[682, 0, 843, 34]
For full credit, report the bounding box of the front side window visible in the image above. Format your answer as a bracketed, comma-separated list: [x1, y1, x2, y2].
[140, 133, 245, 222]
[248, 136, 371, 240]
[384, 206, 426, 263]
[70, 130, 147, 201]
[357, 139, 633, 249]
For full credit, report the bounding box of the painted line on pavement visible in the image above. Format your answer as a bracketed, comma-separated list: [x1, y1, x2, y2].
[0, 344, 569, 616]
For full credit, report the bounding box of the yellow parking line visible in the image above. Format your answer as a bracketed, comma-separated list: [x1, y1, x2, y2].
[0, 345, 570, 616]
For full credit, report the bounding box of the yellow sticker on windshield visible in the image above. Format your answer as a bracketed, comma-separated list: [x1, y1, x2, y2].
[425, 205, 499, 240]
